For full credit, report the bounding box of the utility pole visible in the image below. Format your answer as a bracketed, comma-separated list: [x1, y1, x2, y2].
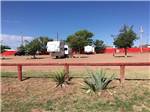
[140, 26, 144, 53]
[0, 39, 3, 45]
[20, 32, 24, 46]
[56, 32, 59, 41]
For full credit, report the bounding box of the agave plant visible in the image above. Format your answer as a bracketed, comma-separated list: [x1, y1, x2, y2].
[83, 70, 114, 93]
[53, 71, 73, 88]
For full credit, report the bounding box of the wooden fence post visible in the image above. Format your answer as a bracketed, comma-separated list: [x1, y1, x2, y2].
[120, 65, 125, 84]
[64, 64, 69, 78]
[17, 65, 22, 81]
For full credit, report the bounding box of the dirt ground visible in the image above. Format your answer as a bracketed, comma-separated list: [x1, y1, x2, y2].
[1, 78, 150, 112]
[1, 53, 150, 112]
[1, 53, 150, 73]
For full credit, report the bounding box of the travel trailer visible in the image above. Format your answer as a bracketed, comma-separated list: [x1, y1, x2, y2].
[47, 41, 70, 58]
[84, 45, 95, 54]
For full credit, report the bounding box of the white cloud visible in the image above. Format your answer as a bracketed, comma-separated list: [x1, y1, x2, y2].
[0, 34, 34, 49]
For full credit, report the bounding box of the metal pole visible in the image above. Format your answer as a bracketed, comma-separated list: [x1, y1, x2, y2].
[21, 32, 24, 46]
[140, 32, 143, 53]
[140, 26, 144, 53]
[57, 32, 58, 41]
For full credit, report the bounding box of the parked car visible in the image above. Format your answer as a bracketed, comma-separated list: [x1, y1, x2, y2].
[14, 51, 26, 56]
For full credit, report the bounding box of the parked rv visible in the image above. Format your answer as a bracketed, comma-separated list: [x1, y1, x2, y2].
[47, 41, 70, 58]
[84, 45, 95, 54]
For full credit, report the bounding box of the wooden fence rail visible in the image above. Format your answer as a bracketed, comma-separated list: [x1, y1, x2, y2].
[1, 62, 150, 83]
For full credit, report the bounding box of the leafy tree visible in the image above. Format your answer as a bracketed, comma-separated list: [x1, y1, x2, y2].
[17, 45, 26, 53]
[113, 25, 138, 57]
[26, 38, 41, 58]
[0, 45, 11, 53]
[66, 30, 94, 53]
[25, 37, 52, 58]
[38, 37, 53, 53]
[94, 40, 105, 53]
[66, 35, 78, 51]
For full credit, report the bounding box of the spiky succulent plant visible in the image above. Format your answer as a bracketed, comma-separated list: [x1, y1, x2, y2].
[83, 70, 114, 93]
[53, 71, 73, 88]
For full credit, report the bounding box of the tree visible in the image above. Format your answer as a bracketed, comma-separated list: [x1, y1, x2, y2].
[16, 45, 26, 55]
[26, 38, 41, 58]
[113, 25, 138, 57]
[0, 45, 11, 53]
[94, 40, 105, 53]
[66, 30, 94, 53]
[66, 35, 78, 51]
[38, 36, 53, 53]
[25, 37, 52, 58]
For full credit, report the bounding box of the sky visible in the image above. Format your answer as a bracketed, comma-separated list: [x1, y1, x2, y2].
[1, 1, 150, 49]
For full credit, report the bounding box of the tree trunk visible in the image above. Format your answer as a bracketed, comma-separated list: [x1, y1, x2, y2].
[124, 48, 127, 57]
[33, 54, 36, 59]
[79, 48, 81, 54]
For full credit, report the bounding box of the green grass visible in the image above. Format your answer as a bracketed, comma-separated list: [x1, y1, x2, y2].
[1, 75, 150, 112]
[1, 99, 43, 112]
[2, 87, 150, 112]
[1, 68, 150, 79]
[1, 71, 54, 78]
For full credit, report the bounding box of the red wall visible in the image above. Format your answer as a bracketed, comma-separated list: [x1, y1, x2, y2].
[72, 48, 150, 54]
[1, 48, 149, 56]
[1, 50, 17, 56]
[104, 48, 150, 53]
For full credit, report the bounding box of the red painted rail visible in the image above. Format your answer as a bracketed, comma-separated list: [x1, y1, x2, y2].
[1, 62, 150, 83]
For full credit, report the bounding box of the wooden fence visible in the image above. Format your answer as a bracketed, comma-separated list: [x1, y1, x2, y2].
[1, 62, 150, 83]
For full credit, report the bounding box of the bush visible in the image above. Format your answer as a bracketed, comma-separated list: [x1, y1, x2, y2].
[83, 70, 114, 93]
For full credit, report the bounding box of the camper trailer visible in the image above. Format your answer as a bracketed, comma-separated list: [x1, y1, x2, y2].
[84, 45, 95, 54]
[47, 41, 69, 58]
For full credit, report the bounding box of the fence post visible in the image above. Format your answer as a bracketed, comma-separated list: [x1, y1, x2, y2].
[64, 64, 69, 78]
[17, 65, 22, 81]
[120, 65, 125, 84]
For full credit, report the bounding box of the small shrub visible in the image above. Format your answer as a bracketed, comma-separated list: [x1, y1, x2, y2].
[53, 71, 73, 88]
[82, 70, 114, 93]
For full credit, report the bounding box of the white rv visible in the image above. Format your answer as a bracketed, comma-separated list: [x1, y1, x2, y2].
[84, 45, 95, 54]
[47, 41, 69, 58]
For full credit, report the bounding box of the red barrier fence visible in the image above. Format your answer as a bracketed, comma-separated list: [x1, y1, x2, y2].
[104, 48, 150, 53]
[1, 62, 150, 83]
[1, 50, 17, 56]
[73, 48, 150, 54]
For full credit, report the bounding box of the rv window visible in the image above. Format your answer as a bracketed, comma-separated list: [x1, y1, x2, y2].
[64, 48, 68, 50]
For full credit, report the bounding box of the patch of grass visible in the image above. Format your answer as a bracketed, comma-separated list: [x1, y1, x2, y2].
[1, 71, 55, 78]
[113, 88, 150, 112]
[1, 72, 150, 112]
[114, 96, 133, 111]
[1, 72, 17, 77]
[25, 70, 55, 78]
[43, 99, 54, 111]
[1, 68, 150, 79]
[3, 93, 150, 112]
[1, 99, 43, 112]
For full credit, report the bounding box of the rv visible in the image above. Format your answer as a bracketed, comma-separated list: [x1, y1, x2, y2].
[84, 45, 95, 54]
[47, 41, 70, 58]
